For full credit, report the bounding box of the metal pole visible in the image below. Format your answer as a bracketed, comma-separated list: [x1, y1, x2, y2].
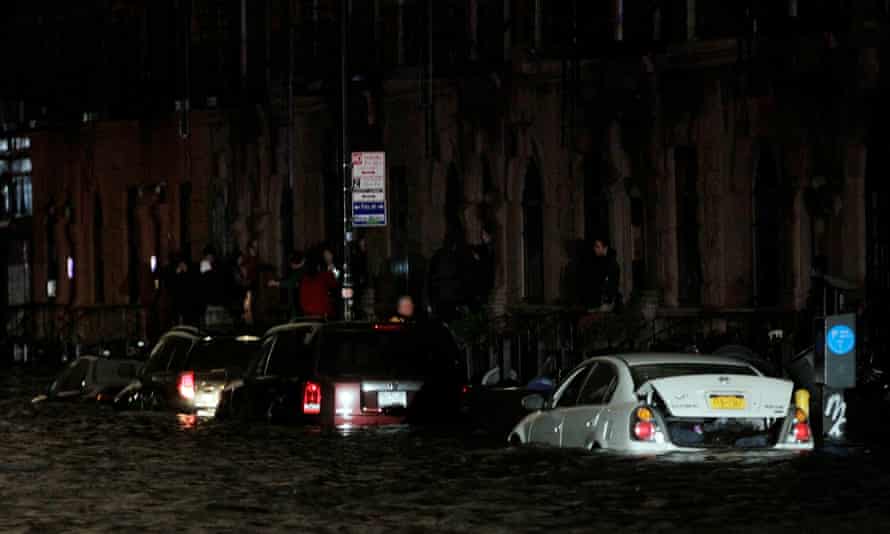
[284, 0, 295, 271]
[241, 0, 248, 94]
[341, 0, 354, 320]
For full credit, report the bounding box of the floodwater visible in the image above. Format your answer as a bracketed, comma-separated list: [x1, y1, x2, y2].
[2, 368, 890, 533]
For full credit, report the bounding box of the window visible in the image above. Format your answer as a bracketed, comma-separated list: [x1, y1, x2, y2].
[266, 329, 314, 377]
[144, 340, 173, 374]
[317, 329, 431, 378]
[578, 363, 618, 405]
[675, 146, 702, 305]
[522, 160, 544, 302]
[0, 137, 32, 219]
[553, 365, 591, 408]
[249, 337, 275, 377]
[187, 338, 259, 373]
[6, 240, 31, 306]
[167, 338, 194, 372]
[53, 359, 91, 394]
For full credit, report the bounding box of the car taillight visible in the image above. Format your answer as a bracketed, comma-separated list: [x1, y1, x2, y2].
[303, 381, 321, 415]
[786, 389, 812, 444]
[630, 406, 660, 442]
[794, 422, 811, 442]
[634, 421, 656, 441]
[178, 371, 195, 400]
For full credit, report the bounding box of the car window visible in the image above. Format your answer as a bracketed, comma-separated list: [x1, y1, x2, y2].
[316, 328, 434, 377]
[578, 362, 618, 405]
[93, 359, 139, 387]
[187, 339, 259, 372]
[266, 329, 313, 377]
[553, 365, 591, 408]
[144, 340, 172, 374]
[167, 338, 194, 372]
[248, 337, 275, 377]
[54, 359, 91, 393]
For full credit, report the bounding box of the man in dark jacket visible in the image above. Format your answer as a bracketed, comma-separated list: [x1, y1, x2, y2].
[593, 237, 620, 312]
[268, 250, 306, 320]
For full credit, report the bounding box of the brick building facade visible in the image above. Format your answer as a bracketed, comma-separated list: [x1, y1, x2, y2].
[3, 1, 889, 349]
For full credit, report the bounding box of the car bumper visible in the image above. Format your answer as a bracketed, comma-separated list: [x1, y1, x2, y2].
[617, 440, 813, 454]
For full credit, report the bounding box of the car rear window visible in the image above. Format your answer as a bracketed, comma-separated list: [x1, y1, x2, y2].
[187, 339, 259, 372]
[630, 363, 757, 389]
[317, 328, 444, 377]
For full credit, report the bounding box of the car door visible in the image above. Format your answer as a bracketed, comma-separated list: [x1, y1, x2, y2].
[139, 338, 174, 402]
[560, 361, 620, 449]
[158, 337, 195, 403]
[240, 336, 276, 419]
[528, 365, 591, 447]
[253, 328, 314, 421]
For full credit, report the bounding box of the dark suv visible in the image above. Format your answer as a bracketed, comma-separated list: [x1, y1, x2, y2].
[114, 326, 261, 415]
[216, 321, 465, 426]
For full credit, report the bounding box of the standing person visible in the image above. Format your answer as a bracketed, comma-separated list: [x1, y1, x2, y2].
[389, 295, 416, 323]
[298, 252, 338, 319]
[232, 250, 256, 325]
[199, 246, 228, 327]
[166, 252, 198, 326]
[426, 231, 472, 322]
[352, 236, 369, 318]
[470, 227, 495, 312]
[591, 237, 621, 312]
[322, 245, 341, 280]
[268, 251, 307, 321]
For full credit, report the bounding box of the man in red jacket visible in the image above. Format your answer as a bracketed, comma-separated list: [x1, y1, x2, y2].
[299, 257, 338, 318]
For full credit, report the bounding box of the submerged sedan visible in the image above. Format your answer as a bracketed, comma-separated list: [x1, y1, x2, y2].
[509, 354, 813, 453]
[32, 356, 142, 405]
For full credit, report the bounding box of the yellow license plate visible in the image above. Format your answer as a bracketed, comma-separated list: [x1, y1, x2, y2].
[708, 395, 746, 410]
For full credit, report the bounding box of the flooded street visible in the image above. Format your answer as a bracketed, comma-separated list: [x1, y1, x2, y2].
[2, 369, 890, 532]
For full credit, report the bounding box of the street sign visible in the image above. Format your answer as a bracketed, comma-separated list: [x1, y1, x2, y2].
[823, 313, 856, 389]
[351, 151, 386, 227]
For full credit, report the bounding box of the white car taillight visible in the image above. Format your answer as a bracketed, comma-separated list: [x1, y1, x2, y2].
[630, 406, 663, 442]
[785, 389, 812, 444]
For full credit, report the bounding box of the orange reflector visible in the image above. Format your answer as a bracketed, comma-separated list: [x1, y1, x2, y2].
[794, 389, 810, 418]
[636, 407, 653, 422]
[794, 408, 807, 423]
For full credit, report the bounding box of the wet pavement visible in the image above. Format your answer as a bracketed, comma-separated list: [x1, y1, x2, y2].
[2, 367, 890, 533]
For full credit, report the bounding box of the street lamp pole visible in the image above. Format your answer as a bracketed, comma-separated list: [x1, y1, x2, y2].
[340, 0, 354, 320]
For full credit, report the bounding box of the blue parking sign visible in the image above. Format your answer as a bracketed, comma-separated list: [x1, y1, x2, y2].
[826, 325, 855, 355]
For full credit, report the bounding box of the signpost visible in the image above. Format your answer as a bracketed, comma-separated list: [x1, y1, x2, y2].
[813, 313, 857, 442]
[351, 151, 386, 227]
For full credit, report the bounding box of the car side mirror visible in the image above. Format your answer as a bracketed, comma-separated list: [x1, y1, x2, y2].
[521, 393, 546, 411]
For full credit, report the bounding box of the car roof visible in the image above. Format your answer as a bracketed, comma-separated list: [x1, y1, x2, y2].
[599, 353, 756, 368]
[263, 321, 325, 337]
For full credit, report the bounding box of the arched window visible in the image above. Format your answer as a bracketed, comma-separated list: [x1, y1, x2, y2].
[753, 143, 783, 307]
[522, 160, 544, 302]
[93, 193, 105, 303]
[675, 146, 702, 306]
[445, 162, 463, 236]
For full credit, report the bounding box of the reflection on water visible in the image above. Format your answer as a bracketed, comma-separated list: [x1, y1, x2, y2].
[2, 371, 890, 532]
[177, 413, 197, 430]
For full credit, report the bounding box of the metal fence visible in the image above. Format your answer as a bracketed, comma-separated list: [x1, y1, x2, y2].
[3, 304, 147, 364]
[449, 305, 804, 384]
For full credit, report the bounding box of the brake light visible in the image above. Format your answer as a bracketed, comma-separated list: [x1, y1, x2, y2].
[794, 422, 811, 442]
[630, 405, 660, 442]
[373, 324, 403, 331]
[178, 371, 195, 400]
[303, 381, 321, 415]
[634, 421, 656, 441]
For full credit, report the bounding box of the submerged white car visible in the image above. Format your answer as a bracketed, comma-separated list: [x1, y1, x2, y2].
[509, 354, 813, 453]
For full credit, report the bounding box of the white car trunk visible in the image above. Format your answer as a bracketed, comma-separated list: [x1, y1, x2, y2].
[640, 374, 793, 419]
